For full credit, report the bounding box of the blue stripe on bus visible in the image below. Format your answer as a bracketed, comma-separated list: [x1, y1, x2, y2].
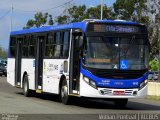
[10, 22, 86, 35]
[80, 67, 148, 89]
[10, 20, 140, 35]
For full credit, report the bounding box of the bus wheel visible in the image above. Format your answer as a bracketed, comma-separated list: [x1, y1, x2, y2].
[60, 80, 71, 105]
[23, 75, 31, 97]
[114, 99, 128, 108]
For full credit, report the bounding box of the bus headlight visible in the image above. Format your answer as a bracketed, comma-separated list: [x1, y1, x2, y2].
[83, 76, 89, 83]
[83, 76, 97, 89]
[139, 79, 148, 90]
[89, 80, 96, 88]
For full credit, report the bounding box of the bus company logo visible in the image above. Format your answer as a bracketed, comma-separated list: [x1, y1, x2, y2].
[102, 80, 110, 83]
[114, 82, 123, 85]
[98, 80, 110, 85]
[45, 63, 59, 72]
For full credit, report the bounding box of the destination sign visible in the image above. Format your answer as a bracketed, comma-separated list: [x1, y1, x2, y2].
[87, 23, 146, 33]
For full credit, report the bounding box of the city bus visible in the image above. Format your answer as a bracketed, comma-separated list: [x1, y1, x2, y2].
[7, 19, 149, 107]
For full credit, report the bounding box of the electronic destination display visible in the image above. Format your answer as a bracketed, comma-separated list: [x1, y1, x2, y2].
[87, 23, 147, 33]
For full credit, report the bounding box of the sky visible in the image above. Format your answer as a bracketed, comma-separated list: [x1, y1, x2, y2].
[0, 0, 116, 50]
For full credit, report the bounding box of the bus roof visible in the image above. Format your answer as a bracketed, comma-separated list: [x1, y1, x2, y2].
[10, 19, 142, 36]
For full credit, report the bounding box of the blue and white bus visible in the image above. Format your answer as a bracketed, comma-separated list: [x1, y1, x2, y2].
[7, 19, 149, 107]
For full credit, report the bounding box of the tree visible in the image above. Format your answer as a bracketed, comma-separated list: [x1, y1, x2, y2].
[87, 5, 116, 20]
[56, 4, 116, 24]
[147, 0, 160, 81]
[68, 5, 88, 22]
[113, 0, 149, 24]
[56, 15, 69, 24]
[24, 12, 54, 29]
[113, 0, 135, 20]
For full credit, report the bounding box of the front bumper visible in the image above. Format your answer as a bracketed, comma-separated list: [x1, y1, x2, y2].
[80, 77, 148, 98]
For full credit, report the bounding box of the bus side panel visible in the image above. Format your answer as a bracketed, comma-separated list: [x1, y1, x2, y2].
[21, 59, 35, 90]
[43, 59, 65, 94]
[7, 58, 15, 86]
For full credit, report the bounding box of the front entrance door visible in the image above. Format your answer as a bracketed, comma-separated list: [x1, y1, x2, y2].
[69, 32, 82, 94]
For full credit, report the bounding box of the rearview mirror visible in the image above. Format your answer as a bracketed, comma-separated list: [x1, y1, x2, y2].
[72, 29, 83, 49]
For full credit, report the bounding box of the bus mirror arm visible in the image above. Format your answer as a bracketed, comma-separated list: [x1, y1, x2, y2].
[64, 61, 68, 73]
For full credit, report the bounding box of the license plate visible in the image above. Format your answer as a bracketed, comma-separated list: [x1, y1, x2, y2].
[113, 91, 125, 95]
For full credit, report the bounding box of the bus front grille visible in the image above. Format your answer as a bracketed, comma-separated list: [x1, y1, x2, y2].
[84, 66, 148, 79]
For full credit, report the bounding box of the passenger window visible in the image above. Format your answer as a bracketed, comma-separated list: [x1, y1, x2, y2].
[23, 36, 29, 57]
[45, 32, 62, 58]
[45, 33, 54, 58]
[10, 37, 17, 57]
[55, 32, 61, 44]
[29, 35, 36, 57]
[62, 31, 70, 58]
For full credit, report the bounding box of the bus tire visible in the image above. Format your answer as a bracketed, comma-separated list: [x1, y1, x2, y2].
[23, 75, 31, 97]
[114, 99, 128, 108]
[60, 79, 71, 105]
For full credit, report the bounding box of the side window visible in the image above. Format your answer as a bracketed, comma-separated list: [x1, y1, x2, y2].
[10, 37, 17, 58]
[23, 36, 29, 57]
[45, 32, 62, 58]
[54, 32, 61, 57]
[62, 31, 70, 58]
[45, 32, 54, 58]
[55, 32, 61, 44]
[45, 31, 70, 58]
[29, 35, 36, 57]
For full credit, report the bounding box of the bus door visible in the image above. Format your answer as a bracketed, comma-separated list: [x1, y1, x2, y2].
[15, 37, 23, 87]
[35, 35, 45, 91]
[69, 29, 83, 94]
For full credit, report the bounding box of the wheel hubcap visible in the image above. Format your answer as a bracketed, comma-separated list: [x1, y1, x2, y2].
[61, 85, 67, 98]
[24, 81, 27, 93]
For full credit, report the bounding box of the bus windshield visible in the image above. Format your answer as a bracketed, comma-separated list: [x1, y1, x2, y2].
[82, 36, 149, 70]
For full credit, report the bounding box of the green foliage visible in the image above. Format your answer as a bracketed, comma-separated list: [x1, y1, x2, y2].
[0, 47, 7, 59]
[149, 58, 159, 71]
[56, 15, 69, 24]
[56, 4, 116, 24]
[24, 12, 54, 29]
[68, 5, 88, 22]
[113, 0, 135, 20]
[87, 5, 116, 20]
[113, 0, 148, 24]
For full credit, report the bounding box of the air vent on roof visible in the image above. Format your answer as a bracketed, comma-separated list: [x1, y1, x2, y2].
[114, 19, 126, 22]
[40, 25, 51, 28]
[82, 19, 99, 22]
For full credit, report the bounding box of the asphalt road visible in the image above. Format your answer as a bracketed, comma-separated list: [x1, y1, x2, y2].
[0, 77, 160, 120]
